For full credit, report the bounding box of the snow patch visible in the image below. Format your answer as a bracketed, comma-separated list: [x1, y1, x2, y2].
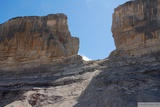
[79, 54, 92, 61]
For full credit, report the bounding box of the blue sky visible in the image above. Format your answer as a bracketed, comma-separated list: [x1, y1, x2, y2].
[0, 0, 128, 60]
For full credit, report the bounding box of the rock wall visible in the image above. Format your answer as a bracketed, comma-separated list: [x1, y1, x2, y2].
[112, 0, 160, 57]
[0, 14, 80, 68]
[1, 1, 160, 107]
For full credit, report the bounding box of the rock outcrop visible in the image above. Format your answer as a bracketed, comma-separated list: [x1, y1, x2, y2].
[0, 14, 79, 69]
[112, 0, 160, 57]
[0, 0, 160, 107]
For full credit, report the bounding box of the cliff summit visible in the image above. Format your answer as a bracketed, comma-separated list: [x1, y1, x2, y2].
[0, 14, 80, 69]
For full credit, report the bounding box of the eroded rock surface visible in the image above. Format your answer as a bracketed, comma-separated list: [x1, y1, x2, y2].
[0, 0, 160, 107]
[112, 0, 160, 57]
[0, 14, 79, 69]
[1, 54, 160, 107]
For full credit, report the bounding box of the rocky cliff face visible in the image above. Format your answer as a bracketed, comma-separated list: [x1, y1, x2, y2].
[0, 14, 79, 69]
[1, 0, 160, 107]
[112, 0, 160, 57]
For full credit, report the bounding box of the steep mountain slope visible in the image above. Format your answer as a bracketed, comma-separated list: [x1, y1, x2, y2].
[0, 0, 160, 107]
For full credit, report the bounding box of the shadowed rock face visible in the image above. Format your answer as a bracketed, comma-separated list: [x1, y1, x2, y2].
[0, 14, 79, 69]
[112, 0, 160, 57]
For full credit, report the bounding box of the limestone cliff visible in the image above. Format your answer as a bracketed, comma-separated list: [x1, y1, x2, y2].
[0, 1, 160, 107]
[112, 0, 160, 57]
[0, 14, 79, 69]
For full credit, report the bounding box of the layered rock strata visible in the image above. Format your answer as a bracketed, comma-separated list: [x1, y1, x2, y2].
[112, 0, 160, 57]
[1, 0, 160, 107]
[0, 14, 79, 69]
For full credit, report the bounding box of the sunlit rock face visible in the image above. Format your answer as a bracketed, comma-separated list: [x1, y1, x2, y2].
[1, 1, 160, 107]
[111, 0, 160, 57]
[0, 14, 79, 69]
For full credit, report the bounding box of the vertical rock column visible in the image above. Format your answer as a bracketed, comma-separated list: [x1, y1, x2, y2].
[111, 0, 160, 57]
